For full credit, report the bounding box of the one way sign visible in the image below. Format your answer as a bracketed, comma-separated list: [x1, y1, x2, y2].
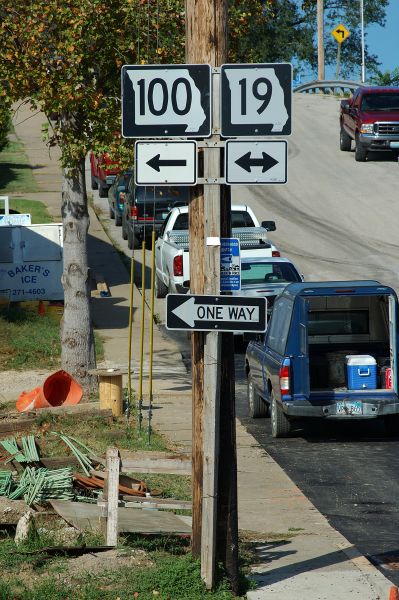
[135, 141, 197, 186]
[166, 294, 267, 332]
[225, 140, 287, 185]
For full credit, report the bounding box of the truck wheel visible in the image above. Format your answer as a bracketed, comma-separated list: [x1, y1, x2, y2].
[109, 204, 114, 219]
[355, 137, 367, 162]
[155, 274, 168, 299]
[383, 415, 399, 436]
[247, 372, 269, 418]
[340, 128, 351, 151]
[271, 391, 291, 438]
[99, 184, 108, 198]
[115, 213, 122, 227]
[91, 174, 98, 190]
[122, 221, 128, 240]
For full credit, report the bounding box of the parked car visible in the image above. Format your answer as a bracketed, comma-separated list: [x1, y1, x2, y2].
[232, 257, 302, 347]
[89, 152, 120, 197]
[234, 257, 303, 306]
[108, 171, 133, 226]
[154, 204, 279, 298]
[340, 86, 399, 161]
[122, 184, 189, 250]
[245, 280, 399, 438]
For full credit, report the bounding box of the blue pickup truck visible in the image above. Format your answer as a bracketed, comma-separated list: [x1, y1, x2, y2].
[245, 281, 399, 437]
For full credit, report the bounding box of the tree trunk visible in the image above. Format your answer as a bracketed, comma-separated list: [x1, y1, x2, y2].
[61, 157, 96, 394]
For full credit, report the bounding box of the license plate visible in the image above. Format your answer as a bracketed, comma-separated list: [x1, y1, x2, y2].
[336, 400, 363, 415]
[390, 142, 399, 148]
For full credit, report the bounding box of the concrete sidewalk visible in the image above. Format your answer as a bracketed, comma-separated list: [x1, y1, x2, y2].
[6, 103, 394, 600]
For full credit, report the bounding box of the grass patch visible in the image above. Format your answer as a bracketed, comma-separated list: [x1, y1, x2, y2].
[32, 413, 171, 458]
[127, 472, 191, 501]
[0, 304, 104, 371]
[0, 305, 60, 370]
[0, 141, 39, 194]
[0, 198, 53, 224]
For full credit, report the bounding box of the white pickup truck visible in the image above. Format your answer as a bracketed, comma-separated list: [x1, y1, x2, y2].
[154, 204, 279, 298]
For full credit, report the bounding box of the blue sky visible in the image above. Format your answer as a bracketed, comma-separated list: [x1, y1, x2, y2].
[367, 0, 399, 73]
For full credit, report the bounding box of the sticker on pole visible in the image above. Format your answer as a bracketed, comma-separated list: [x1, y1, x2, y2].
[220, 238, 240, 291]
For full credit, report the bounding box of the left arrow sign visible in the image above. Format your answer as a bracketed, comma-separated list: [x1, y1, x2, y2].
[135, 141, 197, 186]
[147, 154, 188, 172]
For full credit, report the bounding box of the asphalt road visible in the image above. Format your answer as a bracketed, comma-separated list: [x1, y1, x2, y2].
[95, 91, 399, 585]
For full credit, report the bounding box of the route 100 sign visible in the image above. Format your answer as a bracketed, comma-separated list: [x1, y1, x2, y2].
[122, 64, 211, 139]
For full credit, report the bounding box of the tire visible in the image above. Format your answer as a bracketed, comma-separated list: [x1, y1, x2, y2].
[122, 220, 128, 240]
[340, 128, 351, 151]
[132, 233, 141, 250]
[127, 229, 133, 250]
[155, 274, 168, 299]
[99, 184, 108, 198]
[115, 213, 122, 227]
[109, 204, 114, 219]
[247, 372, 269, 418]
[355, 137, 367, 162]
[91, 174, 98, 190]
[271, 390, 291, 438]
[384, 414, 399, 436]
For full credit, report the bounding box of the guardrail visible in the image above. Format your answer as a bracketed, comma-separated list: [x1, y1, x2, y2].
[294, 79, 362, 94]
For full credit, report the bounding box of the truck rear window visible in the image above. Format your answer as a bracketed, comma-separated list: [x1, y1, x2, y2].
[308, 310, 369, 336]
[361, 93, 399, 111]
[136, 187, 189, 203]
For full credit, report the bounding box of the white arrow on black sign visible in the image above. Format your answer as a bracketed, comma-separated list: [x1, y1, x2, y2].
[225, 140, 287, 185]
[166, 294, 267, 332]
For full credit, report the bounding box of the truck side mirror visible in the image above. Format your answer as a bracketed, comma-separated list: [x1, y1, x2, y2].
[261, 220, 276, 232]
[341, 101, 350, 112]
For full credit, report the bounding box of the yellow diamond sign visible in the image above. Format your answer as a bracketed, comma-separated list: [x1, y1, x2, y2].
[331, 23, 350, 44]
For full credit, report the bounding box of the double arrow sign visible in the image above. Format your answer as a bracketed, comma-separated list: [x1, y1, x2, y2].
[136, 140, 287, 186]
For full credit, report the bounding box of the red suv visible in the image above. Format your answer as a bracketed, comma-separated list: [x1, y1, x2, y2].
[340, 86, 399, 162]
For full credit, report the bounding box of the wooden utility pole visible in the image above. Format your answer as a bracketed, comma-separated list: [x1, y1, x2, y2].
[186, 0, 235, 591]
[317, 0, 325, 81]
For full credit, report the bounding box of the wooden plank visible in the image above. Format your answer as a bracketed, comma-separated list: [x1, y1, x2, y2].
[106, 447, 120, 547]
[0, 418, 36, 434]
[121, 497, 192, 511]
[119, 451, 191, 475]
[50, 500, 192, 535]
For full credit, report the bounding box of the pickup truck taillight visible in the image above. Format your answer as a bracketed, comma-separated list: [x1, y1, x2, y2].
[279, 359, 291, 395]
[272, 250, 280, 257]
[173, 255, 183, 277]
[130, 206, 138, 221]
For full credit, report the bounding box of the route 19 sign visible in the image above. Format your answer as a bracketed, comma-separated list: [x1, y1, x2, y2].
[221, 63, 292, 137]
[122, 64, 211, 138]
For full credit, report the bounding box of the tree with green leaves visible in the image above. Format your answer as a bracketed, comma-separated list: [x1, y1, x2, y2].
[0, 0, 186, 390]
[300, 0, 389, 78]
[0, 100, 11, 153]
[370, 68, 399, 87]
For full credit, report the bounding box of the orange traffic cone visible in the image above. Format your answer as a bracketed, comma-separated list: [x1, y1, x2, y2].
[16, 370, 83, 412]
[389, 586, 399, 600]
